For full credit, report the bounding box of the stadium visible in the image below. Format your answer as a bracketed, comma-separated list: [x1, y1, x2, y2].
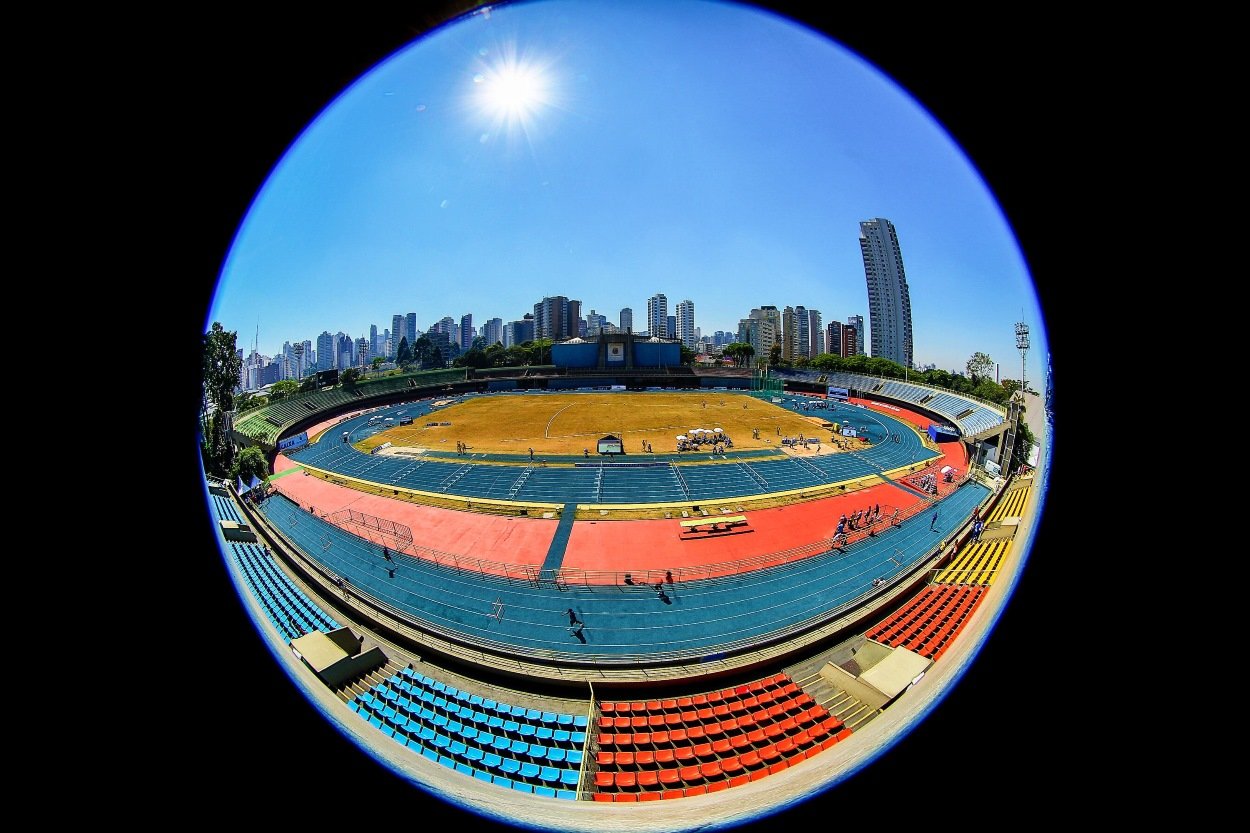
[183, 5, 1068, 830]
[199, 354, 1048, 832]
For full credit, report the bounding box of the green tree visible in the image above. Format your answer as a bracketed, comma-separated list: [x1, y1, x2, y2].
[396, 336, 413, 368]
[722, 342, 754, 367]
[679, 345, 698, 366]
[232, 444, 269, 485]
[268, 379, 298, 401]
[201, 322, 243, 476]
[768, 344, 783, 367]
[966, 351, 994, 382]
[371, 356, 384, 372]
[340, 367, 361, 387]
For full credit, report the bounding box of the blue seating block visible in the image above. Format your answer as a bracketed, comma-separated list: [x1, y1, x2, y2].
[560, 769, 580, 786]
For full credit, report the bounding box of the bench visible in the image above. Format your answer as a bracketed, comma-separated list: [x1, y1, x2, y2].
[680, 515, 748, 533]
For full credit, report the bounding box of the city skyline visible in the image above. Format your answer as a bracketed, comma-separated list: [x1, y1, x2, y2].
[208, 0, 1047, 388]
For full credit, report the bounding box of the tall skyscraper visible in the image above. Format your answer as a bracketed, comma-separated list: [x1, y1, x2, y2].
[858, 218, 913, 368]
[316, 331, 334, 371]
[794, 305, 809, 359]
[739, 305, 780, 361]
[483, 317, 503, 348]
[846, 314, 865, 357]
[460, 314, 473, 350]
[646, 293, 668, 339]
[826, 321, 842, 357]
[675, 300, 696, 349]
[406, 313, 418, 351]
[781, 306, 798, 361]
[620, 307, 633, 334]
[807, 309, 823, 357]
[391, 314, 405, 357]
[533, 296, 577, 340]
[369, 324, 378, 359]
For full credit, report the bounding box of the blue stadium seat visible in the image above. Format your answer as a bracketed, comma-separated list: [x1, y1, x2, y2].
[560, 769, 580, 787]
[500, 758, 521, 775]
[534, 786, 556, 798]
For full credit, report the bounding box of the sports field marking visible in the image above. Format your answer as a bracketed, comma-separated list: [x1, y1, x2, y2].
[544, 402, 574, 439]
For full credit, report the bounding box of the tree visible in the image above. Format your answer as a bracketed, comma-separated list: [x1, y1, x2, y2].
[340, 367, 361, 387]
[201, 322, 243, 476]
[371, 356, 384, 372]
[396, 336, 413, 368]
[268, 379, 298, 401]
[232, 444, 269, 484]
[679, 345, 698, 366]
[966, 351, 994, 382]
[768, 344, 783, 367]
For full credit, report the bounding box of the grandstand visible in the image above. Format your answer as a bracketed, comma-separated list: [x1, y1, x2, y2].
[201, 367, 1044, 832]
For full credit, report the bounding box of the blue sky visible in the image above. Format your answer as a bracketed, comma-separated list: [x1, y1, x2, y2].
[209, 0, 1047, 384]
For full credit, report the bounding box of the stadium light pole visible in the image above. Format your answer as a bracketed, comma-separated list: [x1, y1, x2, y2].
[1015, 320, 1030, 401]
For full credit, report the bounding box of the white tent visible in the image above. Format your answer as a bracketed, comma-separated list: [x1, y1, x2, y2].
[676, 435, 687, 441]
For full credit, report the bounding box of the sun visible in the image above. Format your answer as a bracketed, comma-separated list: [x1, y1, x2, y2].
[470, 45, 560, 142]
[477, 61, 549, 118]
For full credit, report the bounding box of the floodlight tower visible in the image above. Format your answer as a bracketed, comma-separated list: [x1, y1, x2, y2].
[1015, 320, 1030, 400]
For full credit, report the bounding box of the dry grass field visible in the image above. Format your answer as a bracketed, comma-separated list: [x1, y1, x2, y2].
[357, 391, 845, 457]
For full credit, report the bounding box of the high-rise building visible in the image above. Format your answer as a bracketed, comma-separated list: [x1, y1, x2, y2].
[460, 314, 473, 350]
[585, 310, 608, 337]
[826, 321, 842, 357]
[739, 306, 780, 362]
[316, 331, 334, 371]
[646, 294, 667, 339]
[793, 305, 809, 359]
[406, 313, 418, 351]
[355, 337, 369, 368]
[620, 307, 633, 334]
[391, 315, 405, 357]
[781, 306, 797, 361]
[846, 314, 865, 357]
[858, 218, 913, 368]
[843, 323, 858, 359]
[483, 317, 503, 348]
[504, 313, 535, 349]
[337, 333, 354, 370]
[676, 300, 697, 349]
[807, 309, 823, 357]
[369, 324, 378, 359]
[533, 296, 578, 341]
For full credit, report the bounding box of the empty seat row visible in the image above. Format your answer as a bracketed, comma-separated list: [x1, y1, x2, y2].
[592, 723, 854, 798]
